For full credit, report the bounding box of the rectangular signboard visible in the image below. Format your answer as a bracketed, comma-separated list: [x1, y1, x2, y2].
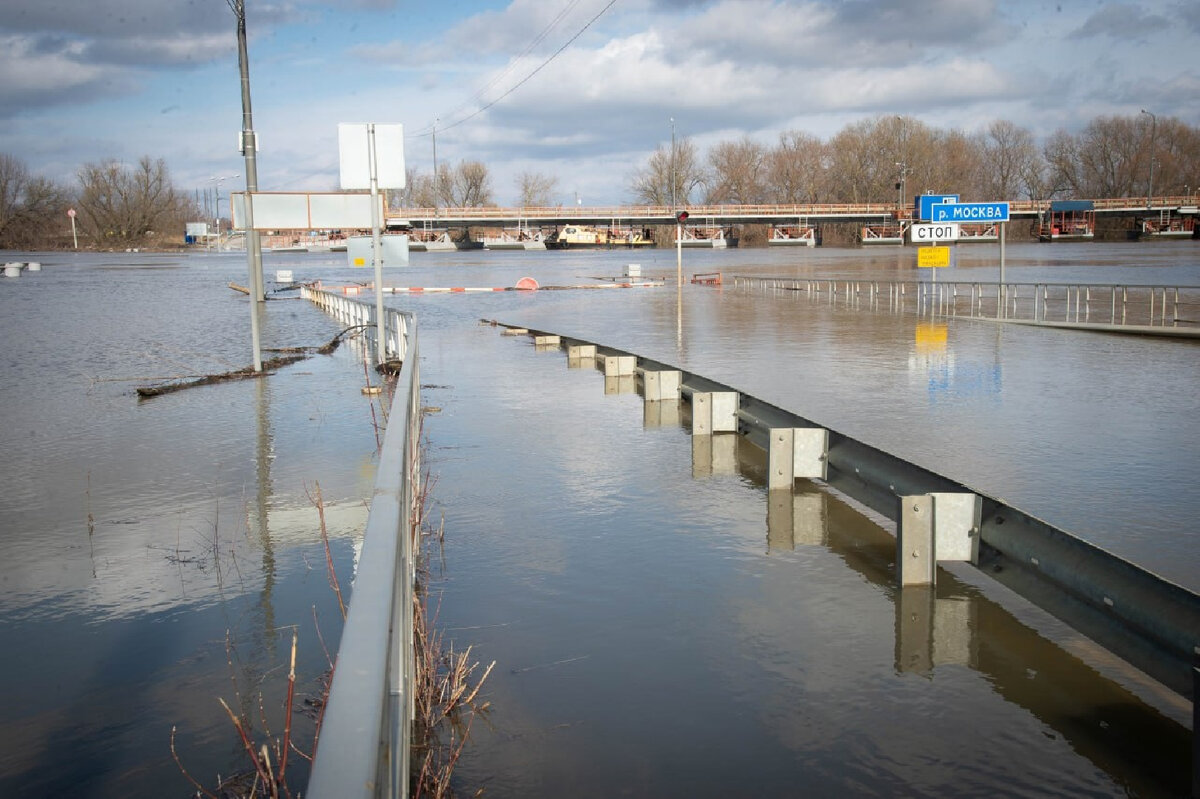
[916, 194, 959, 221]
[931, 202, 1009, 223]
[911, 223, 960, 242]
[917, 246, 951, 268]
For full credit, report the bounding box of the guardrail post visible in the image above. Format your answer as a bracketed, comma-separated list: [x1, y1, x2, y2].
[568, 344, 596, 359]
[898, 495, 936, 586]
[768, 427, 829, 489]
[692, 391, 738, 435]
[604, 354, 635, 377]
[930, 492, 982, 565]
[643, 370, 681, 401]
[534, 334, 560, 347]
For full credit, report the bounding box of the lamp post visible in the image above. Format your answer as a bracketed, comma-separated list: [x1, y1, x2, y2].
[210, 174, 239, 251]
[894, 162, 911, 211]
[1140, 109, 1157, 207]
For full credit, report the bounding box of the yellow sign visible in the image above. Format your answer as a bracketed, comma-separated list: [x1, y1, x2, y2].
[917, 246, 950, 268]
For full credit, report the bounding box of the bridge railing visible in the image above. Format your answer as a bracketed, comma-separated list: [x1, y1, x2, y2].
[732, 277, 1200, 330]
[303, 286, 420, 799]
[385, 196, 1199, 222]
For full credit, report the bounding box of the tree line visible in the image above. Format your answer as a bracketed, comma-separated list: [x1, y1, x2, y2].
[632, 113, 1200, 207]
[0, 154, 196, 250]
[3, 111, 1195, 250]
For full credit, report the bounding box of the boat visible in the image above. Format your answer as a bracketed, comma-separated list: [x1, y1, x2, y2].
[407, 229, 458, 252]
[768, 225, 817, 247]
[957, 224, 999, 243]
[1037, 200, 1095, 241]
[860, 225, 904, 245]
[1142, 211, 1195, 238]
[677, 226, 735, 248]
[544, 225, 654, 250]
[481, 227, 547, 250]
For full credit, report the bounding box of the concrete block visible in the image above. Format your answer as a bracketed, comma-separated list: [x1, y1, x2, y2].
[930, 492, 982, 564]
[501, 327, 527, 336]
[793, 428, 829, 480]
[568, 344, 596, 358]
[604, 354, 635, 377]
[643, 370, 681, 401]
[533, 335, 560, 346]
[692, 393, 713, 435]
[898, 495, 936, 586]
[768, 427, 828, 488]
[711, 392, 739, 433]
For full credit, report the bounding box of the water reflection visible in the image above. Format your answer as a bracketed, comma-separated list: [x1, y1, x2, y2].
[620, 359, 1192, 796]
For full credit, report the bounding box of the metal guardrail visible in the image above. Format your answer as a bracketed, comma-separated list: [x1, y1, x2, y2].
[303, 286, 420, 799]
[732, 277, 1200, 332]
[500, 325, 1200, 709]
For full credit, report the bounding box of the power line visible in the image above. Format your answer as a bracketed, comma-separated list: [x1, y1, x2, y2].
[419, 0, 587, 135]
[413, 0, 619, 139]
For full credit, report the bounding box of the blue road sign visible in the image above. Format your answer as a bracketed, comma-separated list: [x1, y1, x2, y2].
[916, 194, 959, 221]
[930, 202, 1009, 223]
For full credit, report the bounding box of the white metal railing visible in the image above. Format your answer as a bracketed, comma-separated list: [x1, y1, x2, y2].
[731, 277, 1200, 329]
[303, 286, 420, 799]
[302, 284, 410, 361]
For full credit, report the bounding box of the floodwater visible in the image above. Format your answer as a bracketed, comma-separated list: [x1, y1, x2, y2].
[0, 240, 1196, 796]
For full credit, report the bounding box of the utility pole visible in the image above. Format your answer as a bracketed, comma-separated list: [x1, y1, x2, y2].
[432, 119, 439, 220]
[1140, 109, 1157, 207]
[228, 0, 262, 371]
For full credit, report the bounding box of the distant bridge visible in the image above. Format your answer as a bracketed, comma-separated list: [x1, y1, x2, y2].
[388, 196, 1198, 229]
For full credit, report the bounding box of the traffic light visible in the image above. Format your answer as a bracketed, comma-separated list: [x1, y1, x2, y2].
[676, 210, 689, 223]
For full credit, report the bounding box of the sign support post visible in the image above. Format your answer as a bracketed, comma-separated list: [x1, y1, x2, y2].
[367, 124, 386, 364]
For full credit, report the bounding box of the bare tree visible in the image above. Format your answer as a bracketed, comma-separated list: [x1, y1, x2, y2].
[77, 156, 187, 246]
[765, 131, 828, 203]
[0, 153, 31, 242]
[0, 154, 72, 249]
[437, 160, 493, 207]
[705, 137, 767, 204]
[975, 120, 1041, 200]
[631, 137, 704, 206]
[516, 171, 558, 207]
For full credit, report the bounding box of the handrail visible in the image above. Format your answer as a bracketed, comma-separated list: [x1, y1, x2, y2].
[303, 286, 420, 799]
[732, 277, 1200, 332]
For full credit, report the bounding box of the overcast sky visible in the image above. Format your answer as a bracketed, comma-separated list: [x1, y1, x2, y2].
[1, 0, 1197, 205]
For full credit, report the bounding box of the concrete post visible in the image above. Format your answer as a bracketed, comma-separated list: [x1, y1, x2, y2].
[501, 327, 528, 336]
[643, 370, 681, 401]
[692, 391, 738, 435]
[930, 492, 982, 564]
[898, 495, 936, 586]
[568, 344, 596, 358]
[604, 355, 635, 377]
[534, 334, 561, 346]
[769, 427, 829, 489]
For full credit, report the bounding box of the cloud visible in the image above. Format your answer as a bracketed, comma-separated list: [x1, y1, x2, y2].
[1068, 3, 1169, 41]
[669, 0, 1014, 69]
[0, 35, 135, 119]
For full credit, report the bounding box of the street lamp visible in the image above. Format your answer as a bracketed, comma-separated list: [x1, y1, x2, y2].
[1140, 109, 1156, 207]
[210, 173, 239, 251]
[895, 162, 910, 211]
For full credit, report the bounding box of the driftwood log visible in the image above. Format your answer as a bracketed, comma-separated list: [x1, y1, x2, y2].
[135, 327, 365, 399]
